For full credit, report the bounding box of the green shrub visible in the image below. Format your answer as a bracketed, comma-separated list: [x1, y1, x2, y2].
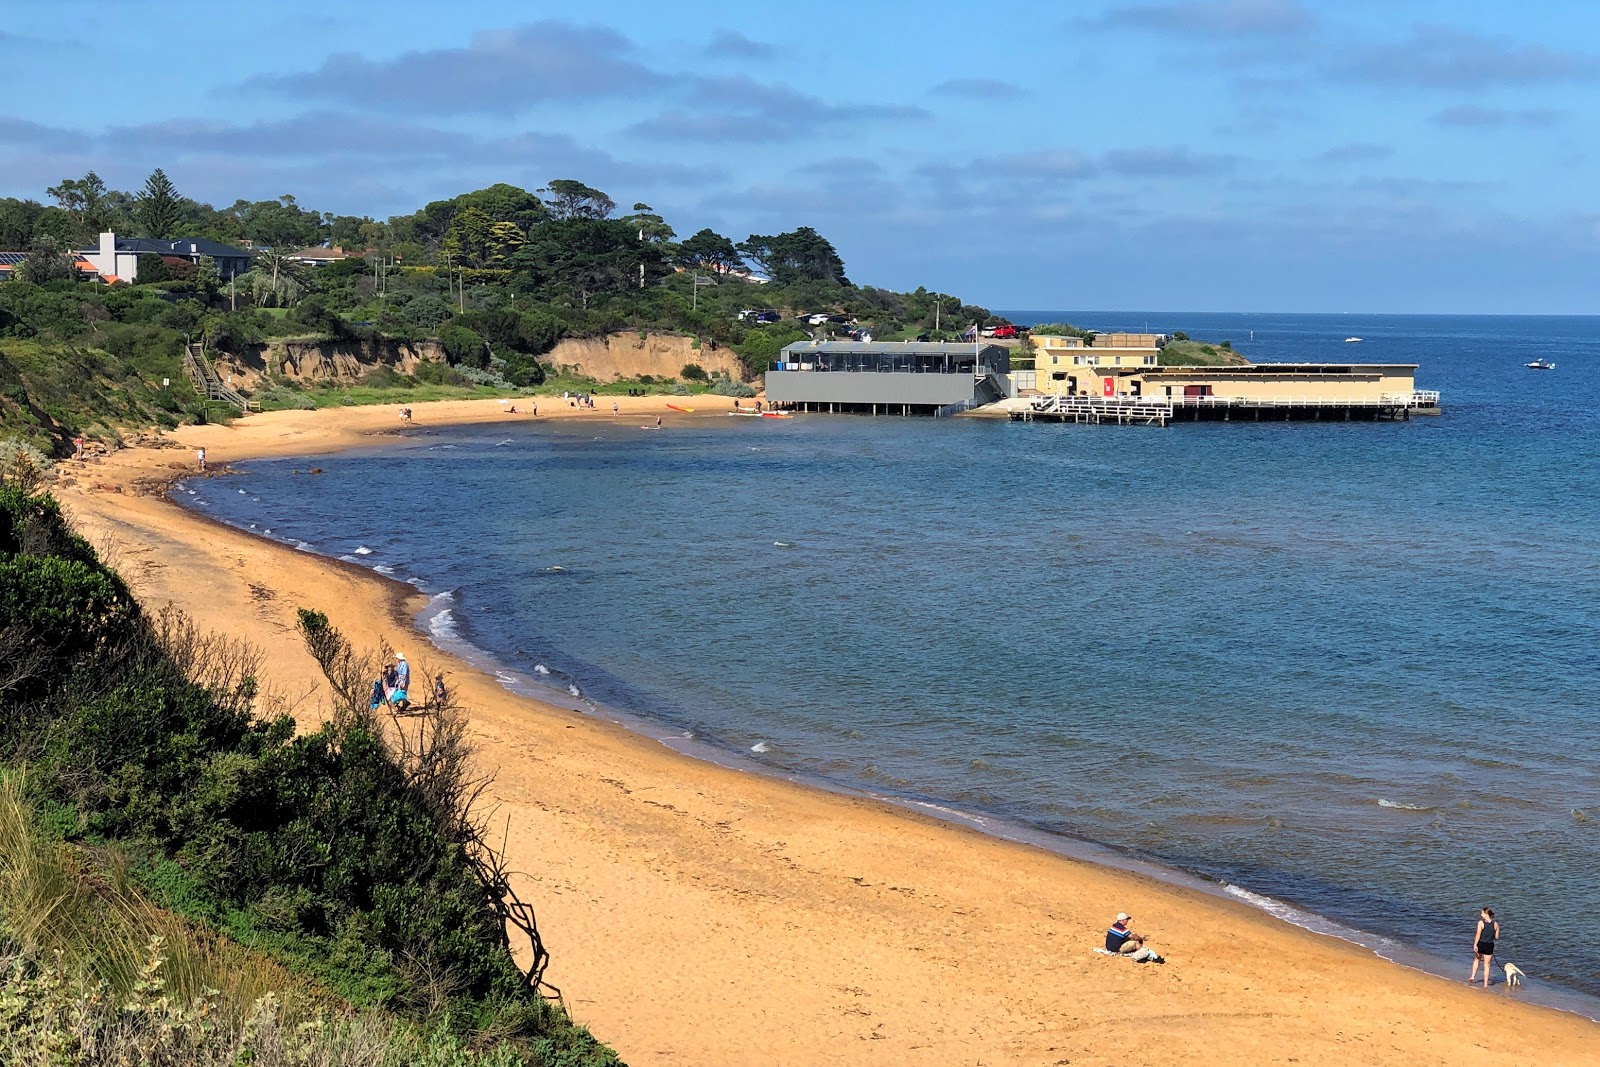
[680, 362, 708, 381]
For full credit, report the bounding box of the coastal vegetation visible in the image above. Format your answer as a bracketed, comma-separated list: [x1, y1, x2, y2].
[0, 172, 1007, 452]
[0, 471, 620, 1064]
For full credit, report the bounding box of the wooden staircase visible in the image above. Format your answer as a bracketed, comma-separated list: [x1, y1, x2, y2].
[183, 342, 256, 412]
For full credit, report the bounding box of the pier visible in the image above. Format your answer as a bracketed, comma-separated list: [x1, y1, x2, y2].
[1005, 390, 1441, 426]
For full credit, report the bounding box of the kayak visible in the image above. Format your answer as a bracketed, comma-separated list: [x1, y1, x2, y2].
[667, 404, 695, 413]
[760, 411, 794, 419]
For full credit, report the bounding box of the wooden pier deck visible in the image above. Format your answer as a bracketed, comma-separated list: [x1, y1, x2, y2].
[1008, 390, 1440, 426]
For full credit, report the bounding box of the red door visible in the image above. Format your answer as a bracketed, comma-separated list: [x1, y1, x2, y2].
[1103, 377, 1116, 397]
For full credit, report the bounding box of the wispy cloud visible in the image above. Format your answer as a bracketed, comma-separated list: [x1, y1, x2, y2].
[0, 115, 80, 151]
[246, 22, 667, 115]
[1429, 105, 1564, 128]
[1313, 142, 1393, 164]
[631, 77, 928, 143]
[704, 29, 777, 59]
[1335, 26, 1595, 89]
[1104, 147, 1237, 176]
[1079, 0, 1315, 38]
[930, 78, 1026, 100]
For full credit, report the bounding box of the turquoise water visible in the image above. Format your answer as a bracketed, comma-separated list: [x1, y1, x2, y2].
[186, 313, 1600, 1005]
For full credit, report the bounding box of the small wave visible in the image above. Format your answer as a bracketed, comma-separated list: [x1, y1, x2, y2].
[533, 664, 550, 675]
[773, 541, 794, 548]
[1378, 799, 1435, 811]
[337, 554, 358, 563]
[751, 741, 772, 753]
[294, 541, 314, 552]
[567, 683, 582, 697]
[354, 546, 374, 555]
[545, 565, 566, 573]
[496, 439, 514, 446]
[428, 608, 459, 639]
[262, 528, 272, 535]
[373, 564, 396, 575]
[495, 671, 521, 687]
[237, 488, 246, 494]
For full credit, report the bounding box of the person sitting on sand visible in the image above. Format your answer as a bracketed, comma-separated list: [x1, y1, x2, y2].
[1107, 913, 1146, 955]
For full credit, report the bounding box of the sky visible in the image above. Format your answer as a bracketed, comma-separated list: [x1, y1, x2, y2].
[3, 0, 1598, 313]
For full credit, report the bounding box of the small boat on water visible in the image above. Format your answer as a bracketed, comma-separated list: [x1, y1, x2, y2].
[1344, 337, 1363, 343]
[1526, 359, 1556, 370]
[760, 411, 794, 419]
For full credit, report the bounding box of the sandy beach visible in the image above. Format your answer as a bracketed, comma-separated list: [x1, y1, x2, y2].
[52, 396, 1600, 1066]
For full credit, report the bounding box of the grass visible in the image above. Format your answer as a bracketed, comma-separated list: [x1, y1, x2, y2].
[0, 772, 310, 1022]
[1158, 339, 1250, 366]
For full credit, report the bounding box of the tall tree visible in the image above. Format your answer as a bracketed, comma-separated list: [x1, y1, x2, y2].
[46, 171, 112, 239]
[737, 227, 849, 286]
[538, 179, 615, 221]
[135, 168, 182, 238]
[675, 228, 741, 274]
[623, 203, 675, 243]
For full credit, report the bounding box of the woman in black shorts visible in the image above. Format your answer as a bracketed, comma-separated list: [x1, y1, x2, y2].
[1470, 907, 1499, 987]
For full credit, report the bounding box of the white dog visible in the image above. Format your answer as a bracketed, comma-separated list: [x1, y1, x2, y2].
[1502, 962, 1525, 987]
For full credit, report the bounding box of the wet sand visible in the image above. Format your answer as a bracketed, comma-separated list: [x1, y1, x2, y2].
[53, 397, 1600, 1066]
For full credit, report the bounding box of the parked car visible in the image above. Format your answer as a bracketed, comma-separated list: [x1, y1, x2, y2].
[805, 313, 831, 326]
[991, 324, 1021, 339]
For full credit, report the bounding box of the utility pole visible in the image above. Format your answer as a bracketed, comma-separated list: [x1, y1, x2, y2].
[934, 293, 940, 333]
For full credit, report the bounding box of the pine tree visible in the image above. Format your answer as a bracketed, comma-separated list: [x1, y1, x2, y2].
[136, 168, 181, 238]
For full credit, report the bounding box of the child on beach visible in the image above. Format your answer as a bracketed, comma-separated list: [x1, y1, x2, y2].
[196, 447, 206, 471]
[1470, 907, 1499, 988]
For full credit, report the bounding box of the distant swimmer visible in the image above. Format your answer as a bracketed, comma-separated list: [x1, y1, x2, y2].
[1470, 907, 1500, 988]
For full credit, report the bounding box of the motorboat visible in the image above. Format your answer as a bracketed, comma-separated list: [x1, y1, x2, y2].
[1525, 359, 1556, 370]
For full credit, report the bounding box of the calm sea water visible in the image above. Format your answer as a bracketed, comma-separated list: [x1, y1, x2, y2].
[185, 313, 1600, 1007]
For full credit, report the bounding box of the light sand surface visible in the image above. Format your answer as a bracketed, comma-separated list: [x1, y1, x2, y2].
[53, 398, 1600, 1066]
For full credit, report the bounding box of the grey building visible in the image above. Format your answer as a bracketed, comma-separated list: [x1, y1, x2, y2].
[78, 232, 254, 283]
[765, 341, 1012, 415]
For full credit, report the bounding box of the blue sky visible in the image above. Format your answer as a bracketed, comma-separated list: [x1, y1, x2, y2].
[3, 0, 1598, 312]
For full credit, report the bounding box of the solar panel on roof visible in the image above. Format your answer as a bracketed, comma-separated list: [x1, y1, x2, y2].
[0, 252, 31, 265]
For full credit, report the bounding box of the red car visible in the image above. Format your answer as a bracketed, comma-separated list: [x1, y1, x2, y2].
[991, 324, 1020, 339]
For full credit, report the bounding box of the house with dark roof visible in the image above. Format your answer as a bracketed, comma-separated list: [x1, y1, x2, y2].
[78, 231, 253, 283]
[0, 250, 112, 282]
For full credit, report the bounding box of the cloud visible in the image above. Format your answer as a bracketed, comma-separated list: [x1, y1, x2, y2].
[107, 113, 474, 159]
[248, 21, 667, 115]
[931, 78, 1026, 100]
[0, 116, 80, 151]
[1430, 105, 1564, 128]
[630, 76, 928, 142]
[1313, 142, 1393, 164]
[1103, 147, 1237, 176]
[1336, 26, 1595, 89]
[704, 29, 777, 59]
[1080, 0, 1315, 37]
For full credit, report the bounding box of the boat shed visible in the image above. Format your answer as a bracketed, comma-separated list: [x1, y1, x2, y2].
[765, 341, 1012, 416]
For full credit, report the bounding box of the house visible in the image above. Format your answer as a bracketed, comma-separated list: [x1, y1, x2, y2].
[288, 245, 357, 267]
[77, 232, 253, 284]
[0, 250, 115, 283]
[1033, 333, 1162, 387]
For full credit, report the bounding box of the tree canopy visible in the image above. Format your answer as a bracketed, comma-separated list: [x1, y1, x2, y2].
[737, 227, 849, 286]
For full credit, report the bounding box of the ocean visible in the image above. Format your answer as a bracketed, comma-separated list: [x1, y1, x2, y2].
[183, 312, 1600, 1010]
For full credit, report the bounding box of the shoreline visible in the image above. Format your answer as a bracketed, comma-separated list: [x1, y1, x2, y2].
[215, 497, 1599, 1022]
[54, 397, 1600, 1066]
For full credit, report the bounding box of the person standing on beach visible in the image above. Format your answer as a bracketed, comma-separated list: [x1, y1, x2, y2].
[655, 414, 663, 429]
[196, 447, 206, 471]
[1470, 907, 1499, 987]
